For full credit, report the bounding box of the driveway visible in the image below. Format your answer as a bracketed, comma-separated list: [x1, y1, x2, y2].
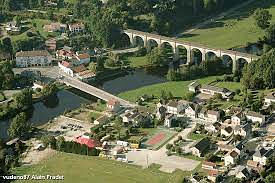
[126, 123, 200, 173]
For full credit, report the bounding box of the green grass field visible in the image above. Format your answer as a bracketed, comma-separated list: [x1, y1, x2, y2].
[179, 0, 275, 49]
[118, 76, 217, 102]
[13, 153, 186, 183]
[127, 56, 148, 68]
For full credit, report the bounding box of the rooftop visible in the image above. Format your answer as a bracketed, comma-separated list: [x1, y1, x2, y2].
[16, 50, 50, 57]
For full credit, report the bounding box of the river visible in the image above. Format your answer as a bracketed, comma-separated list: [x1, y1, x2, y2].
[0, 69, 167, 139]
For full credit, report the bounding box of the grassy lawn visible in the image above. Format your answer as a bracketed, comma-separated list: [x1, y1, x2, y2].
[127, 56, 148, 68]
[178, 0, 275, 49]
[187, 132, 207, 141]
[118, 76, 217, 102]
[13, 153, 186, 183]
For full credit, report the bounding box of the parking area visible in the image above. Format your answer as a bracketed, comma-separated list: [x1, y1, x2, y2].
[46, 115, 94, 141]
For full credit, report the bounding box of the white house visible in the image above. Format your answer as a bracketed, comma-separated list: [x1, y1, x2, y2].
[164, 114, 177, 128]
[32, 81, 46, 90]
[246, 111, 265, 125]
[253, 148, 274, 166]
[68, 23, 85, 33]
[205, 122, 221, 134]
[231, 112, 244, 126]
[107, 99, 120, 112]
[234, 123, 251, 138]
[185, 103, 199, 118]
[199, 85, 234, 99]
[166, 101, 184, 115]
[207, 110, 221, 122]
[236, 166, 250, 180]
[58, 61, 74, 76]
[16, 50, 52, 67]
[224, 150, 239, 166]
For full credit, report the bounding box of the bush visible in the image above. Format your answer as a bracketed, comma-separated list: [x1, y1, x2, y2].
[235, 89, 241, 95]
[166, 144, 173, 150]
[233, 76, 240, 82]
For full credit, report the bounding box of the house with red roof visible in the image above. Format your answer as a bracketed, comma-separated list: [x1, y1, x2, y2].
[74, 136, 99, 149]
[58, 61, 74, 76]
[107, 99, 120, 112]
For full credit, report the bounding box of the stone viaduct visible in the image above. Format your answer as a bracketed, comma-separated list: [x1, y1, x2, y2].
[122, 29, 260, 71]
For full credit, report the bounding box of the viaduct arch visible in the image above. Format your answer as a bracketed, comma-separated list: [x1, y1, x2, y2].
[122, 29, 260, 72]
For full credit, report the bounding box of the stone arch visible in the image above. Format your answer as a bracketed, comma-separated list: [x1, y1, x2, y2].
[205, 51, 218, 61]
[221, 55, 233, 73]
[191, 48, 202, 65]
[177, 45, 188, 64]
[147, 39, 159, 51]
[120, 33, 131, 48]
[161, 42, 174, 61]
[133, 35, 145, 47]
[236, 58, 248, 70]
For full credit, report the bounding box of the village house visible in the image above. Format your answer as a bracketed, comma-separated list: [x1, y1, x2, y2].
[246, 111, 265, 125]
[166, 100, 185, 115]
[58, 61, 74, 76]
[164, 114, 177, 128]
[75, 70, 96, 81]
[253, 147, 274, 166]
[188, 81, 201, 93]
[207, 110, 221, 122]
[107, 99, 120, 112]
[233, 142, 245, 156]
[198, 108, 207, 119]
[56, 48, 75, 60]
[205, 122, 221, 134]
[236, 166, 250, 180]
[264, 92, 275, 107]
[74, 135, 99, 148]
[122, 110, 140, 125]
[199, 85, 234, 99]
[43, 22, 67, 32]
[202, 161, 217, 170]
[206, 169, 219, 183]
[45, 38, 57, 51]
[74, 52, 91, 65]
[233, 123, 252, 138]
[185, 103, 199, 119]
[224, 150, 239, 166]
[191, 138, 211, 157]
[221, 126, 233, 137]
[247, 160, 261, 172]
[156, 105, 167, 120]
[68, 23, 85, 33]
[5, 21, 21, 32]
[16, 50, 52, 67]
[231, 112, 244, 126]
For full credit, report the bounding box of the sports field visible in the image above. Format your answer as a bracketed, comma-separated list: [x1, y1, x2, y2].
[179, 0, 275, 49]
[12, 152, 185, 183]
[143, 129, 177, 150]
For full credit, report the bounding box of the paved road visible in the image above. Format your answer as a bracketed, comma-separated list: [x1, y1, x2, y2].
[61, 75, 136, 108]
[176, 0, 257, 37]
[110, 47, 139, 55]
[126, 123, 199, 173]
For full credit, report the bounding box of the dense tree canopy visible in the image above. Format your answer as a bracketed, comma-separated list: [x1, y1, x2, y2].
[241, 49, 275, 89]
[0, 61, 14, 90]
[253, 8, 272, 29]
[8, 112, 30, 138]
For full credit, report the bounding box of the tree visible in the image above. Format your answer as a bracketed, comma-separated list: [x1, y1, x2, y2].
[41, 83, 58, 98]
[253, 8, 272, 29]
[184, 92, 195, 102]
[166, 143, 172, 150]
[265, 23, 275, 45]
[56, 136, 65, 151]
[113, 117, 123, 140]
[13, 89, 33, 109]
[88, 62, 97, 73]
[8, 112, 30, 138]
[265, 173, 275, 183]
[146, 47, 166, 66]
[2, 37, 13, 55]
